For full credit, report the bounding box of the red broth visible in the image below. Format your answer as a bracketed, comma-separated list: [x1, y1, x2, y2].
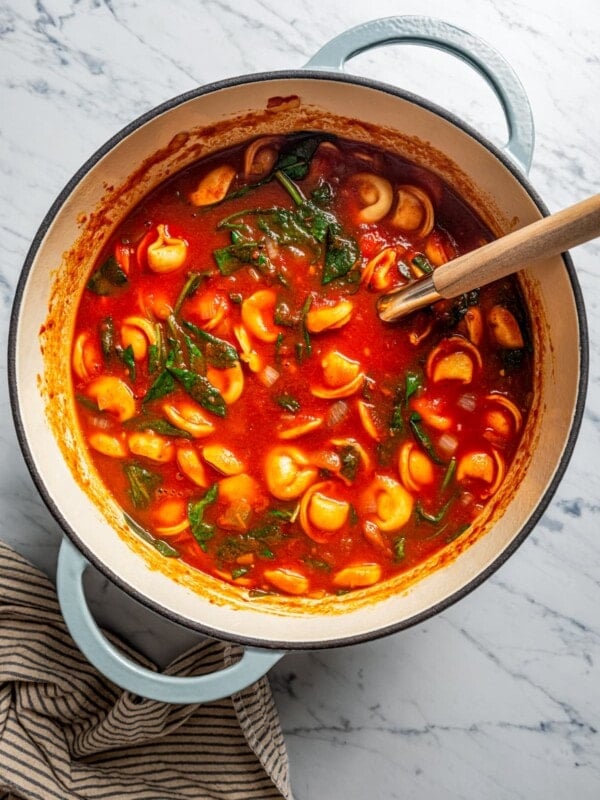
[71, 133, 532, 597]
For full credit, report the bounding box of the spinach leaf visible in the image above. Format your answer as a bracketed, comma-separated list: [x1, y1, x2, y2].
[75, 393, 99, 412]
[87, 254, 128, 296]
[248, 522, 282, 540]
[411, 254, 434, 275]
[163, 316, 205, 376]
[393, 536, 406, 562]
[274, 135, 328, 181]
[322, 224, 360, 285]
[147, 343, 161, 374]
[183, 333, 206, 375]
[99, 317, 116, 359]
[152, 539, 181, 558]
[274, 169, 306, 206]
[217, 208, 266, 231]
[144, 369, 175, 403]
[409, 412, 444, 465]
[124, 415, 192, 439]
[123, 513, 179, 557]
[405, 371, 422, 403]
[441, 457, 457, 492]
[445, 289, 481, 328]
[268, 507, 296, 521]
[302, 556, 332, 571]
[120, 344, 136, 381]
[390, 396, 404, 434]
[311, 181, 333, 206]
[188, 484, 218, 550]
[231, 566, 251, 579]
[416, 496, 454, 525]
[166, 315, 195, 367]
[213, 241, 268, 275]
[123, 463, 161, 510]
[217, 522, 284, 563]
[387, 378, 409, 435]
[339, 444, 360, 483]
[299, 294, 313, 359]
[275, 394, 301, 413]
[274, 299, 302, 327]
[258, 206, 311, 243]
[183, 321, 239, 369]
[169, 367, 227, 417]
[173, 271, 211, 315]
[294, 200, 334, 241]
[446, 523, 471, 543]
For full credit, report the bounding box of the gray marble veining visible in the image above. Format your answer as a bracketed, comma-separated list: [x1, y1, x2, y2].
[1, 1, 599, 798]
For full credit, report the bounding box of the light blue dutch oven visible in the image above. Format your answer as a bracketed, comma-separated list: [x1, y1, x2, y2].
[9, 17, 587, 703]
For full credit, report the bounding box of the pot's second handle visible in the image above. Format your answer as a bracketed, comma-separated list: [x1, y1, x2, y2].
[305, 15, 534, 174]
[56, 537, 284, 704]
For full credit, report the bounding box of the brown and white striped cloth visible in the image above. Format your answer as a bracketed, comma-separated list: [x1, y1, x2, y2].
[0, 541, 291, 800]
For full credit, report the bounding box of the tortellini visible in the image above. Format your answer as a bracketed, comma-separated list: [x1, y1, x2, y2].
[71, 132, 531, 599]
[146, 224, 188, 273]
[360, 475, 414, 534]
[189, 165, 236, 206]
[86, 376, 136, 422]
[264, 446, 318, 500]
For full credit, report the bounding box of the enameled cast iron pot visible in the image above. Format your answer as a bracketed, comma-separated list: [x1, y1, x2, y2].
[9, 17, 588, 703]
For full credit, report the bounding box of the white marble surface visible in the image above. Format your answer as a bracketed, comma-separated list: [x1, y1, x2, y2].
[1, 1, 599, 798]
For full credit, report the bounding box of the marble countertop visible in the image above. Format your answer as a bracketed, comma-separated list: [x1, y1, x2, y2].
[1, 1, 599, 798]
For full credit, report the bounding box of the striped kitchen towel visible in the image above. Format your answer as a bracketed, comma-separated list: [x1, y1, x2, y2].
[0, 541, 291, 800]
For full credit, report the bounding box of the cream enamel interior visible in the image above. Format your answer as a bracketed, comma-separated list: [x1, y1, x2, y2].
[13, 77, 582, 646]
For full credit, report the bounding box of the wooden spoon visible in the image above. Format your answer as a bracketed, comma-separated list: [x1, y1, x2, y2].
[376, 193, 600, 322]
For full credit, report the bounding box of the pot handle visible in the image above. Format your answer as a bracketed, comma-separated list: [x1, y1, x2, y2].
[56, 537, 285, 704]
[304, 15, 534, 174]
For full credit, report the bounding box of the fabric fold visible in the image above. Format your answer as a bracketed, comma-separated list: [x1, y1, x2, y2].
[0, 541, 290, 800]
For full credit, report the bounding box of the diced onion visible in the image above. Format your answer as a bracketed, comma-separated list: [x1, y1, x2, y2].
[460, 491, 476, 507]
[265, 239, 280, 260]
[437, 432, 459, 456]
[260, 365, 280, 387]
[457, 393, 477, 412]
[326, 400, 350, 428]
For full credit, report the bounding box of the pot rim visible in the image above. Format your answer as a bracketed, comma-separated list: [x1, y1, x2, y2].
[8, 69, 589, 650]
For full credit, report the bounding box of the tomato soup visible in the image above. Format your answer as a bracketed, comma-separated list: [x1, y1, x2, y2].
[71, 133, 532, 598]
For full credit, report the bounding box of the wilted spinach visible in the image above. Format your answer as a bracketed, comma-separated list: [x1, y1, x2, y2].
[123, 463, 161, 510]
[87, 254, 128, 296]
[188, 484, 218, 550]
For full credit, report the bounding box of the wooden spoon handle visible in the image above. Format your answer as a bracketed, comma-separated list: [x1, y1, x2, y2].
[433, 193, 600, 298]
